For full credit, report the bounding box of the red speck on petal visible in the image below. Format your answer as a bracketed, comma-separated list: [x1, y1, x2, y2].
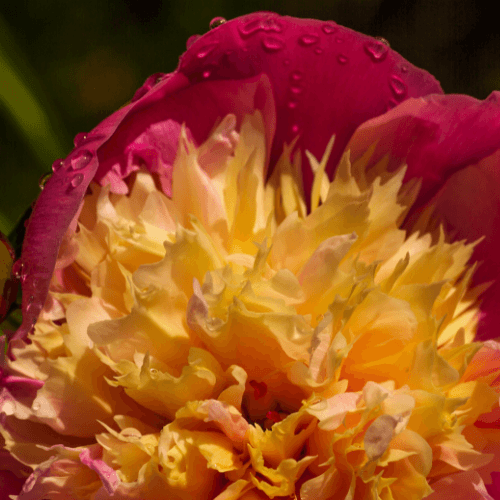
[266, 410, 282, 423]
[249, 380, 267, 399]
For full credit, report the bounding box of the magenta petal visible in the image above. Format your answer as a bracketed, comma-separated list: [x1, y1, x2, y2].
[179, 12, 442, 198]
[15, 12, 441, 345]
[348, 91, 500, 340]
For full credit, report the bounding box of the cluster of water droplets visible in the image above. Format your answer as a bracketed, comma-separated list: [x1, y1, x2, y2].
[39, 131, 102, 192]
[12, 259, 25, 282]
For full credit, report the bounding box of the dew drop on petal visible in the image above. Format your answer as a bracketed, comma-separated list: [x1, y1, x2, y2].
[38, 172, 52, 190]
[291, 70, 302, 81]
[202, 70, 211, 79]
[69, 150, 93, 171]
[261, 36, 284, 52]
[389, 75, 407, 98]
[32, 401, 41, 412]
[364, 40, 389, 62]
[322, 23, 337, 35]
[335, 37, 344, 44]
[209, 17, 226, 30]
[12, 260, 24, 280]
[337, 54, 349, 64]
[70, 173, 84, 188]
[150, 368, 159, 379]
[238, 17, 283, 37]
[375, 36, 390, 47]
[196, 41, 219, 59]
[400, 64, 408, 73]
[288, 101, 297, 109]
[186, 34, 200, 49]
[73, 132, 87, 147]
[291, 124, 300, 135]
[51, 159, 64, 173]
[314, 48, 323, 55]
[299, 34, 319, 46]
[290, 85, 303, 95]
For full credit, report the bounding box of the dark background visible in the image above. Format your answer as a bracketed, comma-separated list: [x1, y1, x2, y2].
[0, 0, 498, 235]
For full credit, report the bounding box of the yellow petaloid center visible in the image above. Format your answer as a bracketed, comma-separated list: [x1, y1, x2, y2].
[17, 112, 497, 499]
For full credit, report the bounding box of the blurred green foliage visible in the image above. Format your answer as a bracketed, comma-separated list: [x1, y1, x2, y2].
[0, 0, 498, 236]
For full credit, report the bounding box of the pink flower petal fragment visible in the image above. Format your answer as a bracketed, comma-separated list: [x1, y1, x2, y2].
[427, 470, 495, 500]
[79, 446, 120, 495]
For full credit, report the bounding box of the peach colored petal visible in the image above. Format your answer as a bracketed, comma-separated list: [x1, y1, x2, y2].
[305, 392, 361, 431]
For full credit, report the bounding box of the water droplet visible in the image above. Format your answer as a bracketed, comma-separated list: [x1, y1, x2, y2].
[150, 368, 159, 379]
[186, 34, 200, 49]
[290, 85, 303, 95]
[72, 132, 104, 147]
[12, 260, 24, 279]
[335, 37, 344, 43]
[32, 401, 41, 412]
[389, 75, 407, 97]
[68, 150, 93, 171]
[70, 173, 84, 188]
[155, 76, 163, 84]
[375, 36, 390, 47]
[314, 48, 323, 55]
[202, 70, 211, 79]
[291, 124, 300, 135]
[322, 23, 337, 35]
[38, 172, 52, 190]
[51, 159, 64, 173]
[238, 17, 283, 37]
[288, 101, 297, 109]
[261, 36, 284, 52]
[299, 34, 319, 46]
[337, 54, 349, 65]
[283, 59, 291, 66]
[364, 40, 389, 62]
[209, 17, 226, 30]
[400, 64, 408, 73]
[196, 41, 219, 59]
[291, 70, 302, 81]
[73, 132, 87, 147]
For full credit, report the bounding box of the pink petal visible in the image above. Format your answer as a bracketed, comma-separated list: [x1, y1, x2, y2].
[14, 12, 441, 345]
[79, 447, 119, 495]
[427, 471, 495, 500]
[348, 92, 500, 340]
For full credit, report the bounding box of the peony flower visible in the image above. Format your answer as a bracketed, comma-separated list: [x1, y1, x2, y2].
[1, 11, 499, 500]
